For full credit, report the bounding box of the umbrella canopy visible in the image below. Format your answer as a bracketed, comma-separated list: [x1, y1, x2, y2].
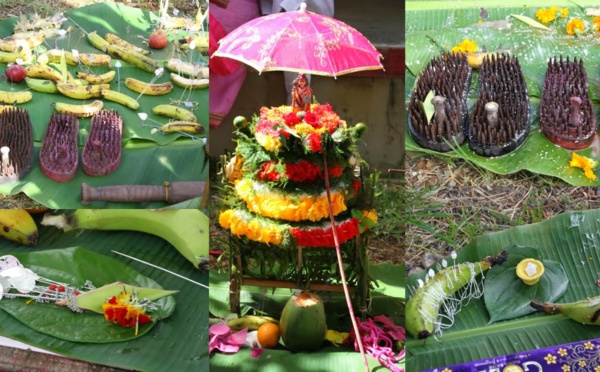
[212, 3, 384, 77]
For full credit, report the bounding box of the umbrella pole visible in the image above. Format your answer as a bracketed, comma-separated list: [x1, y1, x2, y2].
[322, 152, 370, 372]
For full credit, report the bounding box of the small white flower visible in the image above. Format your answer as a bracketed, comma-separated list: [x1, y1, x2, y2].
[451, 251, 457, 260]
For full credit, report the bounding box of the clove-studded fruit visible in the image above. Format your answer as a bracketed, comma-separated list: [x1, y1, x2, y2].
[0, 107, 33, 184]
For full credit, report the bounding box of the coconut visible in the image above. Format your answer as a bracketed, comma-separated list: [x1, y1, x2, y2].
[279, 291, 327, 351]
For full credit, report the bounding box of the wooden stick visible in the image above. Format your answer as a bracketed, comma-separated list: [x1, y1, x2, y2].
[241, 278, 357, 293]
[81, 181, 205, 204]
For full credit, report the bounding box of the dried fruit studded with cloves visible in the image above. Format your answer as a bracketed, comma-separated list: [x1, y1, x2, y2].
[468, 53, 530, 157]
[540, 56, 596, 150]
[0, 107, 34, 184]
[82, 110, 122, 176]
[39, 113, 79, 182]
[408, 53, 472, 152]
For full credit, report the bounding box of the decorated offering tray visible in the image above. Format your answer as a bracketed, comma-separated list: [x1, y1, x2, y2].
[540, 56, 596, 150]
[0, 107, 34, 184]
[408, 53, 472, 152]
[468, 54, 530, 157]
[219, 102, 376, 313]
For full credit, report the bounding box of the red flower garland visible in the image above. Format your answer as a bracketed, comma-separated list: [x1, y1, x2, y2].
[290, 217, 360, 247]
[257, 160, 345, 183]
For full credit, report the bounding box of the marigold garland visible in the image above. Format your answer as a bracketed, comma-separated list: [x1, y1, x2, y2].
[219, 208, 376, 248]
[235, 178, 350, 222]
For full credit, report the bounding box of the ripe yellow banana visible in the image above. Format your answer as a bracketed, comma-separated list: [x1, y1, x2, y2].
[0, 210, 38, 246]
[100, 89, 140, 110]
[531, 296, 600, 325]
[227, 316, 279, 332]
[37, 49, 79, 65]
[0, 90, 33, 104]
[0, 34, 43, 52]
[76, 70, 116, 84]
[25, 64, 64, 82]
[56, 83, 109, 100]
[151, 121, 204, 135]
[152, 104, 197, 122]
[87, 31, 110, 51]
[54, 100, 104, 118]
[405, 251, 507, 339]
[124, 77, 172, 95]
[78, 53, 111, 67]
[104, 32, 150, 55]
[106, 45, 160, 73]
[0, 45, 32, 63]
[25, 77, 58, 93]
[41, 209, 209, 270]
[170, 73, 208, 90]
[164, 59, 207, 78]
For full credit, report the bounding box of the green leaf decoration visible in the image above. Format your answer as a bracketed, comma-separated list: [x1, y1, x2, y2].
[0, 3, 207, 207]
[484, 245, 568, 323]
[406, 209, 600, 371]
[0, 220, 207, 370]
[406, 1, 600, 186]
[0, 247, 176, 343]
[68, 282, 179, 314]
[421, 90, 436, 124]
[510, 14, 552, 31]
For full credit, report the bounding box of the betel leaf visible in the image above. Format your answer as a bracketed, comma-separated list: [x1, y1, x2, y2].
[510, 14, 552, 31]
[421, 90, 436, 124]
[0, 247, 176, 343]
[484, 245, 568, 323]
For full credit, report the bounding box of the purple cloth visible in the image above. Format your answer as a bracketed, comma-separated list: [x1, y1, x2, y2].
[423, 339, 600, 372]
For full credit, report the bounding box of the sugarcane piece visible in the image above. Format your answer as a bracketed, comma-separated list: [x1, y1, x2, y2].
[0, 107, 33, 184]
[81, 110, 122, 176]
[540, 56, 596, 150]
[81, 181, 206, 205]
[468, 53, 530, 157]
[407, 52, 472, 152]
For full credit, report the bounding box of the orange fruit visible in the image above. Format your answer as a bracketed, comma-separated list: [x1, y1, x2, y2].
[257, 322, 280, 349]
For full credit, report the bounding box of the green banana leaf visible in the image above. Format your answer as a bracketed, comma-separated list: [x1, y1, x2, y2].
[0, 3, 207, 207]
[0, 212, 208, 371]
[209, 262, 405, 371]
[405, 0, 600, 186]
[406, 209, 600, 371]
[0, 247, 177, 343]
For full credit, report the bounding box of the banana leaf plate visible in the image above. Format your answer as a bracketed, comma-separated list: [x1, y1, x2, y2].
[0, 213, 208, 371]
[405, 0, 600, 186]
[209, 262, 405, 371]
[0, 3, 207, 208]
[405, 209, 600, 371]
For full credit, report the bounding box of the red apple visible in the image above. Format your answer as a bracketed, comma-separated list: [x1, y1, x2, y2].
[148, 29, 168, 49]
[4, 63, 26, 83]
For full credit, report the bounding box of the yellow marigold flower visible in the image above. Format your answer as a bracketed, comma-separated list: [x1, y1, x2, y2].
[536, 8, 557, 24]
[255, 132, 282, 152]
[569, 152, 598, 180]
[594, 16, 600, 31]
[560, 7, 569, 18]
[362, 209, 378, 223]
[566, 18, 585, 35]
[451, 38, 478, 54]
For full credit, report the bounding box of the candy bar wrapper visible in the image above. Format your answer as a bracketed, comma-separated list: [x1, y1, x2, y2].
[423, 338, 600, 372]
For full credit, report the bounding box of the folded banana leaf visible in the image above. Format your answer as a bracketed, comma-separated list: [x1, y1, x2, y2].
[0, 3, 207, 207]
[0, 213, 208, 371]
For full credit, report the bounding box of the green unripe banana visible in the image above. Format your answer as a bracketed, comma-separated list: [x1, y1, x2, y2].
[531, 296, 600, 325]
[405, 251, 507, 339]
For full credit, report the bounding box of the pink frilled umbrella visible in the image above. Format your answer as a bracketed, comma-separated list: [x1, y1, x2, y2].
[212, 3, 384, 77]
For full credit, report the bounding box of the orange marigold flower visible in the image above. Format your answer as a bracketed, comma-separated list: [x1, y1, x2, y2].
[566, 18, 585, 35]
[536, 7, 557, 24]
[594, 16, 600, 31]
